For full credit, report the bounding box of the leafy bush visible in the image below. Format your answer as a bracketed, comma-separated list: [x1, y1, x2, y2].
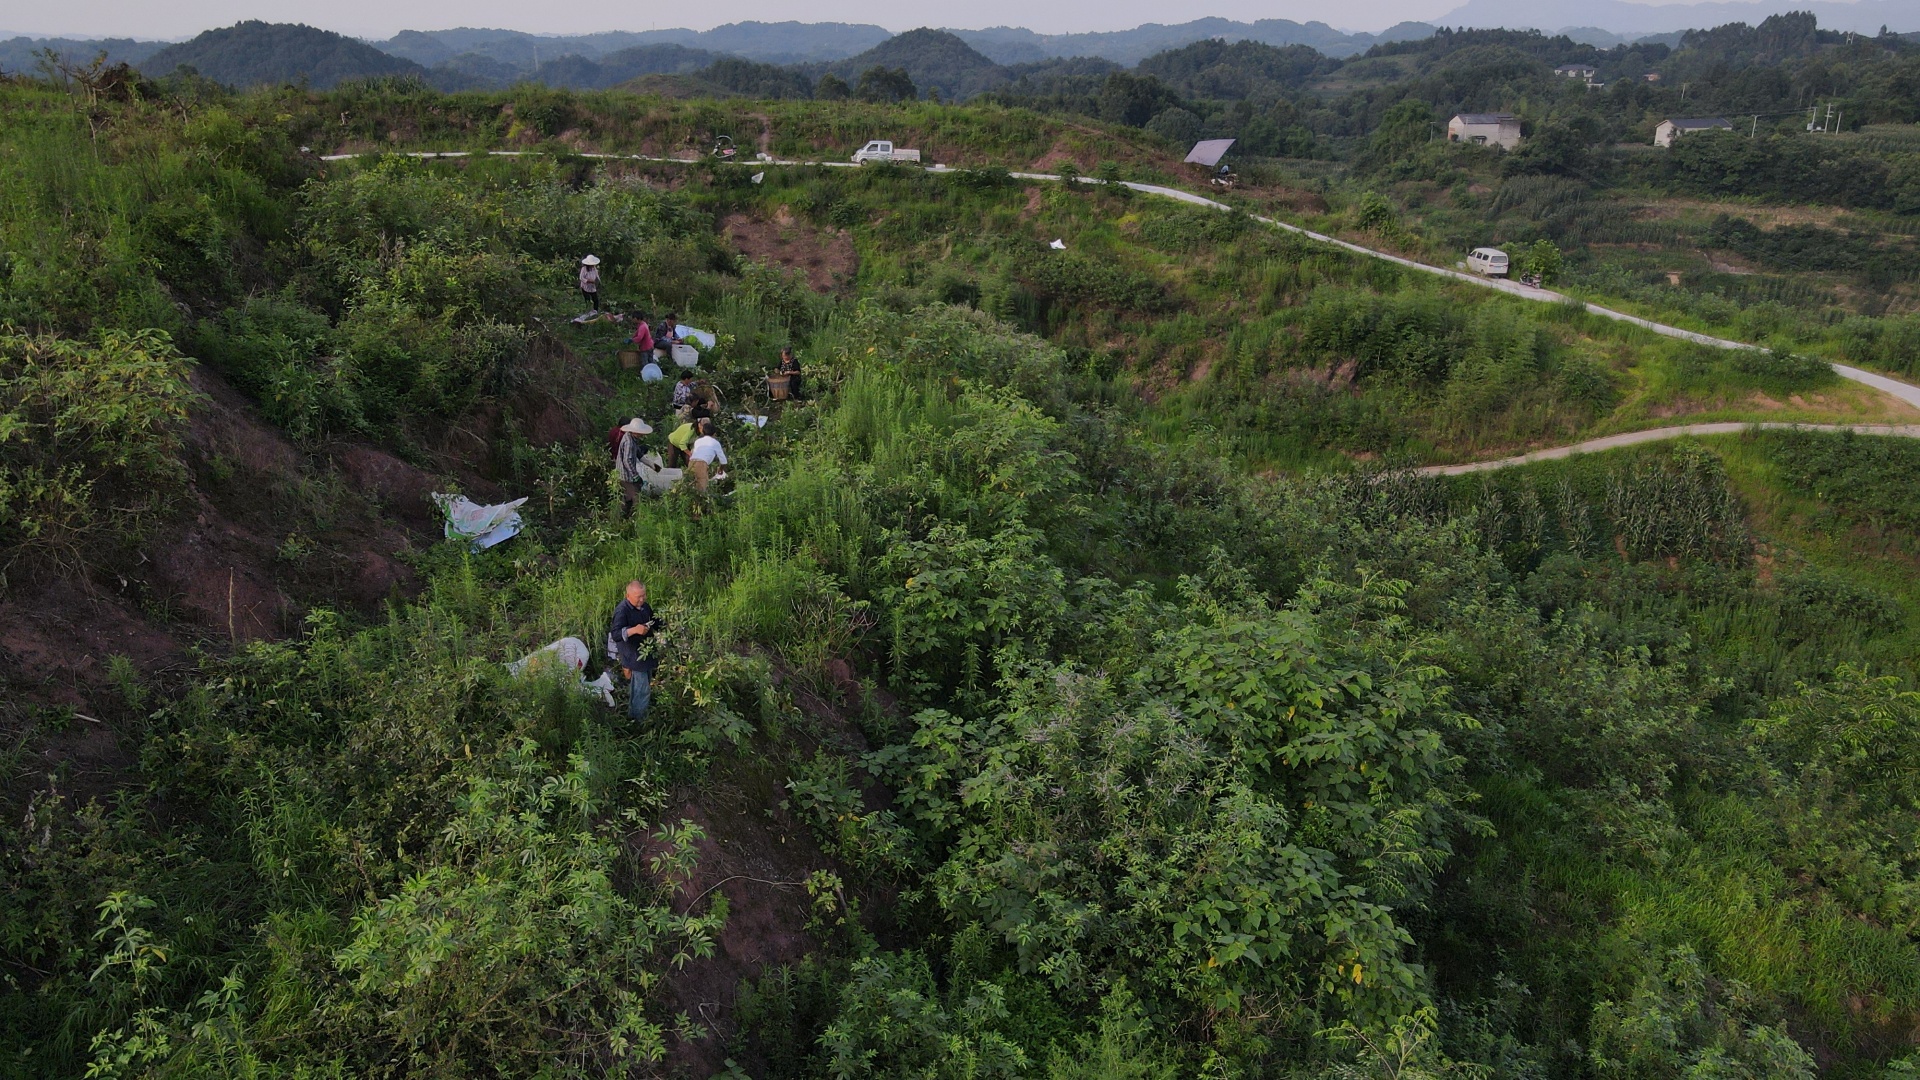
[0, 328, 195, 573]
[333, 746, 720, 1072]
[1766, 428, 1920, 533]
[1019, 251, 1169, 313]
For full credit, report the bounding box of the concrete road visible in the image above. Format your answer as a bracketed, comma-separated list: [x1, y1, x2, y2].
[1415, 423, 1920, 476]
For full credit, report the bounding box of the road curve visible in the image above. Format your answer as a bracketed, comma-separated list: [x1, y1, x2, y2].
[311, 150, 1920, 413]
[1416, 423, 1920, 476]
[1019, 174, 1920, 413]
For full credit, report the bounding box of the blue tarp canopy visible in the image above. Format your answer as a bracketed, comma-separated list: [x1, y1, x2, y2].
[1184, 139, 1236, 167]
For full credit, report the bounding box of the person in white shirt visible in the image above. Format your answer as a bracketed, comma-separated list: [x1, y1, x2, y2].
[578, 255, 602, 310]
[688, 417, 727, 492]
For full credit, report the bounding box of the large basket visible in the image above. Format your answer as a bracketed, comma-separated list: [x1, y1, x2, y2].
[766, 373, 793, 400]
[617, 349, 643, 369]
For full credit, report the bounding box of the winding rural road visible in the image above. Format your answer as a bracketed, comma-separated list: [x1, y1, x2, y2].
[1415, 423, 1920, 475]
[318, 149, 1920, 463]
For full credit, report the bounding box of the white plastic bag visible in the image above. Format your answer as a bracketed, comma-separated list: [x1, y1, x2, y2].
[508, 637, 617, 707]
[432, 493, 528, 550]
[506, 637, 589, 677]
[581, 671, 617, 707]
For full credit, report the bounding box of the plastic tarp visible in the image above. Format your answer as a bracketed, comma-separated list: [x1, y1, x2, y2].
[1184, 139, 1236, 167]
[433, 493, 528, 550]
[677, 326, 718, 349]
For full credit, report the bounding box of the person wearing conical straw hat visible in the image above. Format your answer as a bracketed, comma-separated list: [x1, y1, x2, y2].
[578, 254, 602, 311]
[613, 417, 652, 510]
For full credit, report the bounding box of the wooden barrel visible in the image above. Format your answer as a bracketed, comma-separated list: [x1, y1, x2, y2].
[766, 373, 792, 400]
[618, 349, 642, 369]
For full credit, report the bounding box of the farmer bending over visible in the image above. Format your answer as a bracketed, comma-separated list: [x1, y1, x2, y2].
[689, 417, 728, 493]
[609, 580, 661, 721]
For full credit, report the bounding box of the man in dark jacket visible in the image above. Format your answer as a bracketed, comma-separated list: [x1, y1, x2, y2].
[608, 580, 661, 721]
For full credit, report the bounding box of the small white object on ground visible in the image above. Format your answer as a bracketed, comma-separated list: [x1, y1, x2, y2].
[751, 172, 765, 184]
[433, 493, 529, 550]
[735, 413, 769, 428]
[1049, 238, 1067, 250]
[582, 672, 617, 707]
[640, 362, 664, 382]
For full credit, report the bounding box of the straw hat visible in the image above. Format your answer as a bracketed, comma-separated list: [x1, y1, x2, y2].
[582, 254, 601, 266]
[620, 417, 652, 435]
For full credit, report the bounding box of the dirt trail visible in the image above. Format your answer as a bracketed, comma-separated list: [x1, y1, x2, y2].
[1416, 422, 1920, 475]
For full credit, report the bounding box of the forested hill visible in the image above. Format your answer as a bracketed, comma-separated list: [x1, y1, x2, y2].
[139, 21, 427, 89]
[826, 30, 1010, 101]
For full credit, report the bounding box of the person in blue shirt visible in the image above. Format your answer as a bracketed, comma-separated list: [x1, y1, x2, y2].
[608, 580, 661, 721]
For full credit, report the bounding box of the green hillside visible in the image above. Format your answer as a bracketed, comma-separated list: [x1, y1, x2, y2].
[5, 68, 1920, 1080]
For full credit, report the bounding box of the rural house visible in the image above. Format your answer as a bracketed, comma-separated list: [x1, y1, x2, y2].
[1654, 116, 1734, 147]
[1554, 64, 1597, 81]
[1447, 113, 1523, 150]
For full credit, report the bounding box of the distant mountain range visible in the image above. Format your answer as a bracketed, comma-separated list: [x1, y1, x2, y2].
[0, 36, 167, 74]
[379, 22, 893, 69]
[952, 19, 1439, 64]
[1434, 0, 1919, 36]
[374, 18, 1434, 77]
[8, 3, 1913, 94]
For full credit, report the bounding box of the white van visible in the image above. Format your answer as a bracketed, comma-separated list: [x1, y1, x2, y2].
[1466, 248, 1510, 277]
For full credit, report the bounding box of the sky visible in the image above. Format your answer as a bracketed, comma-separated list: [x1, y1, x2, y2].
[3, 0, 1577, 40]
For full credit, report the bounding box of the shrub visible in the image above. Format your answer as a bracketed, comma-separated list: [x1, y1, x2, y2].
[0, 328, 196, 573]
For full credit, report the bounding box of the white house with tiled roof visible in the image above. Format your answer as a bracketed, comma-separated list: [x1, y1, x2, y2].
[1447, 113, 1523, 150]
[1654, 117, 1733, 147]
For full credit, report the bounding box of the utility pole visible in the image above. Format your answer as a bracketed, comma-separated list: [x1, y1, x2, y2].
[1752, 114, 1758, 136]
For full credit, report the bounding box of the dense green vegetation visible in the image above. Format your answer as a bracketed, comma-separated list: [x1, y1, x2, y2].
[83, 10, 1920, 381]
[7, 69, 1920, 1080]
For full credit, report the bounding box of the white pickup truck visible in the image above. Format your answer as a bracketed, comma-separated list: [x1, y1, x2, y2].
[851, 140, 922, 165]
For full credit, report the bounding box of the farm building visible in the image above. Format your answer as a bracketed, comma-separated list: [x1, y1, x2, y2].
[1447, 113, 1523, 150]
[1654, 117, 1733, 147]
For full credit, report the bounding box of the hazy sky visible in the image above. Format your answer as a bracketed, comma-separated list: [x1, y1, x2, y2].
[8, 0, 1528, 40]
